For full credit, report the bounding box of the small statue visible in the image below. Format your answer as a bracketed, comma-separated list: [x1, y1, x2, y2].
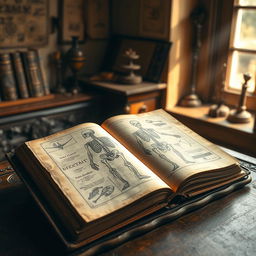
[117, 48, 142, 84]
[227, 73, 252, 123]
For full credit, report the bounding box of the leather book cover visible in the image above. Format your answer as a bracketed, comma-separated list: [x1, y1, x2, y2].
[29, 48, 50, 95]
[11, 52, 30, 99]
[0, 53, 18, 101]
[21, 50, 45, 97]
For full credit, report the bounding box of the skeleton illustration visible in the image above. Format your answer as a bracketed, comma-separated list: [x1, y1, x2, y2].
[82, 129, 149, 191]
[88, 185, 115, 204]
[130, 120, 194, 171]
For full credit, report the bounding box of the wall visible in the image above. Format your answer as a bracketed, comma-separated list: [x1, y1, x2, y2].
[0, 0, 196, 102]
[41, 0, 108, 90]
[166, 0, 198, 108]
[112, 0, 199, 109]
[0, 0, 108, 92]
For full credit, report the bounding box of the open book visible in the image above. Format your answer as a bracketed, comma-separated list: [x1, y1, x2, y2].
[9, 109, 250, 249]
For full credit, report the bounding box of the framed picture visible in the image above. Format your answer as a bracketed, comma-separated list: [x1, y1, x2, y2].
[139, 0, 170, 39]
[103, 36, 172, 83]
[85, 0, 109, 39]
[59, 0, 85, 43]
[0, 0, 49, 48]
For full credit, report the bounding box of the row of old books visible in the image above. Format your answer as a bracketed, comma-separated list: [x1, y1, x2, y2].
[0, 49, 50, 102]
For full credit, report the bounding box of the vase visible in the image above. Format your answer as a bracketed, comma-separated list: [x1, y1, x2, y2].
[66, 36, 86, 94]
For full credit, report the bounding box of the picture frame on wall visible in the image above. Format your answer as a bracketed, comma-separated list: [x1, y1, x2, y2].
[103, 36, 172, 83]
[0, 0, 49, 48]
[59, 0, 85, 44]
[85, 0, 109, 39]
[139, 0, 170, 40]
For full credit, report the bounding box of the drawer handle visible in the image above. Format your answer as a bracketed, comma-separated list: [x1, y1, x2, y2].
[138, 104, 147, 113]
[124, 104, 130, 114]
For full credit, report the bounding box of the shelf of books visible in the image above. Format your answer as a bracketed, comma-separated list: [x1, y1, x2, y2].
[0, 49, 50, 103]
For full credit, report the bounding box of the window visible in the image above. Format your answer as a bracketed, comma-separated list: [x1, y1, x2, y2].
[227, 0, 256, 93]
[213, 0, 256, 110]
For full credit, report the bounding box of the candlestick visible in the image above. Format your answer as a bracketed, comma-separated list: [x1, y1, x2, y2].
[179, 6, 206, 107]
[227, 73, 252, 123]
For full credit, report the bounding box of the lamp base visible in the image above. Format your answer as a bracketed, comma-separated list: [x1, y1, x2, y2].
[179, 93, 202, 107]
[118, 74, 142, 85]
[227, 109, 252, 123]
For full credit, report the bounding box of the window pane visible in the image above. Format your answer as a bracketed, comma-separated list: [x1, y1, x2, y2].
[229, 51, 255, 92]
[236, 0, 256, 6]
[233, 9, 256, 50]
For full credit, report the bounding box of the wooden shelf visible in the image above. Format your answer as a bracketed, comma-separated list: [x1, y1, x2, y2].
[167, 105, 256, 157]
[0, 93, 96, 117]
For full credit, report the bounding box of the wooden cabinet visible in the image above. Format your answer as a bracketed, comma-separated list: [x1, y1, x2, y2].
[80, 79, 167, 119]
[0, 93, 100, 161]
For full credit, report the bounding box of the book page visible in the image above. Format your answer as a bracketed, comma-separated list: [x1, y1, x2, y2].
[102, 109, 239, 192]
[25, 123, 169, 222]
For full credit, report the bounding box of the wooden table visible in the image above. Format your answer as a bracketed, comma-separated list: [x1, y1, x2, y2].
[0, 152, 256, 256]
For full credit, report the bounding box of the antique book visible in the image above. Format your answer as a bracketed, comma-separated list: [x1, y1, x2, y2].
[8, 109, 251, 250]
[0, 53, 18, 101]
[11, 52, 29, 99]
[21, 50, 45, 97]
[29, 48, 51, 95]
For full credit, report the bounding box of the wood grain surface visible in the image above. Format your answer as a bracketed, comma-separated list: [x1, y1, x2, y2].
[0, 160, 255, 256]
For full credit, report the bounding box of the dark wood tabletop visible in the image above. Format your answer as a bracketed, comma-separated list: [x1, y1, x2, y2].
[0, 153, 255, 256]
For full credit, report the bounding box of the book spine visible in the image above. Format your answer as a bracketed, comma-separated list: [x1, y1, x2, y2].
[21, 50, 45, 97]
[11, 52, 29, 99]
[0, 53, 18, 101]
[32, 49, 50, 95]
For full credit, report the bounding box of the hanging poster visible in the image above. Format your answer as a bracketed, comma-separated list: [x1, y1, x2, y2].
[85, 0, 109, 39]
[139, 0, 170, 39]
[0, 0, 49, 48]
[59, 0, 85, 43]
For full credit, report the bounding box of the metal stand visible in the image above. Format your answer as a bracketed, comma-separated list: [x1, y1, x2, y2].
[179, 6, 206, 107]
[118, 49, 142, 84]
[227, 73, 252, 123]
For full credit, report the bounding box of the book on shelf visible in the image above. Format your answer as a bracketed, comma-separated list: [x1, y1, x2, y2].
[29, 48, 50, 95]
[0, 53, 18, 101]
[8, 109, 251, 250]
[11, 51, 29, 99]
[21, 50, 45, 97]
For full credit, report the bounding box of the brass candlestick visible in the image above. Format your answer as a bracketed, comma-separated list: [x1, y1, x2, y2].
[227, 73, 252, 123]
[179, 6, 206, 107]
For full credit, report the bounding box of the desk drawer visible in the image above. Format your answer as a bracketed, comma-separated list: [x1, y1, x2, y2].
[128, 98, 158, 114]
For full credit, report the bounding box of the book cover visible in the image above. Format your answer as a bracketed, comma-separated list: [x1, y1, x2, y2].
[0, 53, 18, 101]
[11, 52, 29, 99]
[30, 48, 50, 95]
[21, 50, 45, 97]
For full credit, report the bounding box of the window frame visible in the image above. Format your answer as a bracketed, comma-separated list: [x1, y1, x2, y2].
[207, 0, 256, 111]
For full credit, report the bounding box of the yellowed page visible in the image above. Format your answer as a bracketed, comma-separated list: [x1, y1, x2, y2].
[102, 109, 239, 192]
[25, 123, 169, 223]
